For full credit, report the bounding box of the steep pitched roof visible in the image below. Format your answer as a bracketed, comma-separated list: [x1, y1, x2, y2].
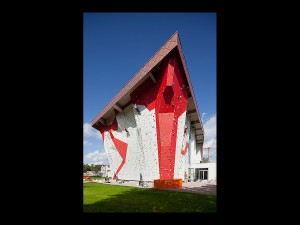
[91, 31, 204, 144]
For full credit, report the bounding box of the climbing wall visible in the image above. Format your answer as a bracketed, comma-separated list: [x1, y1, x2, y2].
[99, 51, 191, 182]
[133, 105, 159, 181]
[99, 104, 159, 181]
[113, 106, 142, 180]
[174, 113, 190, 179]
[103, 131, 123, 177]
[154, 53, 189, 180]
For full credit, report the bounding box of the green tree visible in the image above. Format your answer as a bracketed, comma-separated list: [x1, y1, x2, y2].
[83, 163, 91, 173]
[94, 165, 102, 173]
[90, 164, 94, 171]
[83, 163, 88, 173]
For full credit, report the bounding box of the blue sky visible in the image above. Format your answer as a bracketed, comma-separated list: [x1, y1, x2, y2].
[83, 13, 216, 165]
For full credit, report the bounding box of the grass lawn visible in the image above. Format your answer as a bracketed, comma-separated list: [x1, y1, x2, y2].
[83, 183, 216, 213]
[87, 176, 104, 180]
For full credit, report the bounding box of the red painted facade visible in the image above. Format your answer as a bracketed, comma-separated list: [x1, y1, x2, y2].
[155, 53, 188, 179]
[96, 50, 189, 180]
[131, 51, 188, 180]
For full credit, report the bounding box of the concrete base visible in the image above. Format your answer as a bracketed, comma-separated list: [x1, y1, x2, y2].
[154, 179, 182, 189]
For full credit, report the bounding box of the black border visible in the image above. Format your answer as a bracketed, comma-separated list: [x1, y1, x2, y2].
[36, 0, 243, 223]
[81, 7, 221, 224]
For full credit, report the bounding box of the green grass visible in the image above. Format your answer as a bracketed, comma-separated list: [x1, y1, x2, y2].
[86, 176, 104, 180]
[83, 183, 216, 213]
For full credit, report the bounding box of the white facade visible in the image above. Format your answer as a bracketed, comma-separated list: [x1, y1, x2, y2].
[104, 111, 216, 182]
[103, 104, 190, 181]
[104, 104, 162, 181]
[100, 165, 113, 178]
[188, 162, 217, 182]
[186, 118, 216, 182]
[174, 112, 190, 179]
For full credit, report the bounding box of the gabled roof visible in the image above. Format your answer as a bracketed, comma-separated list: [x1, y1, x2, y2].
[91, 31, 204, 144]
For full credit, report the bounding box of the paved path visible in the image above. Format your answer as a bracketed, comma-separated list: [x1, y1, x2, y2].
[91, 179, 216, 195]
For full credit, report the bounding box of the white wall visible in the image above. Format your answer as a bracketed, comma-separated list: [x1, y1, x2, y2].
[103, 131, 123, 177]
[195, 144, 202, 162]
[174, 112, 189, 179]
[115, 105, 142, 180]
[190, 163, 217, 181]
[103, 103, 203, 182]
[189, 127, 197, 164]
[133, 105, 159, 181]
[103, 104, 160, 181]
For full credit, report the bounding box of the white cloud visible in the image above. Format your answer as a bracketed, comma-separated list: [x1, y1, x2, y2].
[201, 112, 206, 121]
[84, 150, 108, 165]
[203, 114, 216, 149]
[83, 140, 92, 146]
[83, 123, 102, 139]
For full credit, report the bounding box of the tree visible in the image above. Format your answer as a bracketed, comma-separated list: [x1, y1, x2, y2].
[83, 163, 87, 173]
[94, 165, 102, 173]
[86, 164, 91, 171]
[83, 163, 91, 172]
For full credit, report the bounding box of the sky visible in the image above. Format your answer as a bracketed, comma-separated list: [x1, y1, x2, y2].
[83, 13, 216, 165]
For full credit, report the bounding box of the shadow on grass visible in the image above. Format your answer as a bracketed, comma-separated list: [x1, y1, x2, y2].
[84, 183, 216, 213]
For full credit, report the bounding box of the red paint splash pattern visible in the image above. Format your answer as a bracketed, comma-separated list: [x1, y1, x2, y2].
[98, 117, 118, 140]
[109, 131, 128, 179]
[181, 142, 189, 155]
[98, 117, 128, 179]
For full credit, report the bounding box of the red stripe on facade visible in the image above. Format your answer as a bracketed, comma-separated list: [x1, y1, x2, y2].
[98, 116, 128, 179]
[109, 131, 128, 179]
[129, 51, 188, 180]
[155, 53, 188, 179]
[98, 117, 118, 141]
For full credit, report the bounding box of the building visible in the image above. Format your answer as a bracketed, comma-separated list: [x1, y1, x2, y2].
[98, 164, 113, 178]
[91, 32, 206, 184]
[189, 163, 216, 182]
[85, 171, 96, 176]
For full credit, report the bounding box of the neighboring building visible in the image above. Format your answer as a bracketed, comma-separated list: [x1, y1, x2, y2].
[188, 162, 216, 182]
[85, 171, 96, 176]
[91, 32, 206, 182]
[98, 165, 113, 178]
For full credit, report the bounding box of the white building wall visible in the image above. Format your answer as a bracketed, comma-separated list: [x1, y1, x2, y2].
[133, 105, 159, 181]
[103, 103, 205, 182]
[100, 165, 113, 178]
[192, 163, 217, 181]
[189, 128, 197, 165]
[103, 132, 123, 177]
[114, 105, 141, 180]
[104, 104, 159, 181]
[103, 105, 141, 180]
[117, 127, 143, 180]
[174, 112, 189, 179]
[185, 119, 191, 172]
[195, 144, 202, 162]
